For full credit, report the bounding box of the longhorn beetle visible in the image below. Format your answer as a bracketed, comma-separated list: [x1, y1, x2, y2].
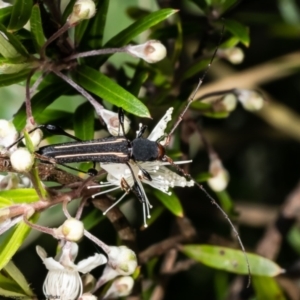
[7, 35, 251, 285]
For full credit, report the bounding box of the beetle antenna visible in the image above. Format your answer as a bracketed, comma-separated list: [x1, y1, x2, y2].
[164, 155, 251, 287]
[166, 25, 224, 146]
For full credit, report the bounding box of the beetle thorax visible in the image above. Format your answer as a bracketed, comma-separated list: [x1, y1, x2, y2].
[131, 138, 160, 161]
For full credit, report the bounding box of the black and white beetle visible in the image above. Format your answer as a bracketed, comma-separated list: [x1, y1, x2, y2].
[6, 42, 251, 282]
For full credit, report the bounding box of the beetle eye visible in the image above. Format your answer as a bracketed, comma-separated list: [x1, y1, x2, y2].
[157, 143, 165, 160]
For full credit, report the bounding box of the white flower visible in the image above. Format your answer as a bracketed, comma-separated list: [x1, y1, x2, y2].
[207, 156, 229, 192]
[0, 119, 18, 151]
[236, 89, 264, 111]
[36, 242, 107, 300]
[217, 47, 244, 64]
[102, 276, 134, 299]
[127, 40, 167, 63]
[88, 108, 194, 227]
[99, 108, 131, 136]
[56, 218, 85, 242]
[10, 148, 34, 172]
[0, 173, 32, 190]
[67, 0, 96, 25]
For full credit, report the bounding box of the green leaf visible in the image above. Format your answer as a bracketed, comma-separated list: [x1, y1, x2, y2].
[107, 9, 177, 46]
[0, 196, 13, 208]
[0, 189, 39, 204]
[0, 23, 29, 57]
[23, 131, 35, 153]
[153, 190, 184, 217]
[182, 58, 211, 81]
[202, 111, 229, 118]
[216, 190, 234, 214]
[0, 31, 19, 58]
[195, 172, 212, 182]
[219, 0, 238, 14]
[74, 65, 150, 117]
[30, 4, 45, 52]
[0, 287, 28, 299]
[252, 276, 286, 300]
[97, 9, 177, 66]
[75, 19, 90, 46]
[127, 64, 149, 97]
[223, 19, 250, 47]
[3, 261, 34, 296]
[81, 209, 105, 231]
[87, 0, 109, 48]
[13, 82, 72, 130]
[8, 0, 33, 31]
[181, 245, 284, 276]
[0, 214, 39, 271]
[0, 6, 12, 23]
[74, 102, 95, 140]
[0, 57, 32, 74]
[62, 0, 76, 23]
[0, 69, 30, 86]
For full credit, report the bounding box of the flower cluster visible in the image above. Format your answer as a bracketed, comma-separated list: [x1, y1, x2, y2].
[89, 107, 194, 227]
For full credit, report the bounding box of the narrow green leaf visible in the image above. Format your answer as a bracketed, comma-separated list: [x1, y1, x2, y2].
[181, 245, 284, 277]
[0, 32, 19, 58]
[195, 172, 212, 182]
[74, 102, 95, 140]
[223, 19, 250, 47]
[216, 190, 234, 214]
[4, 261, 34, 296]
[74, 65, 150, 117]
[0, 23, 29, 57]
[128, 65, 149, 97]
[0, 6, 12, 23]
[0, 271, 23, 293]
[97, 9, 177, 66]
[0, 214, 39, 271]
[153, 190, 184, 217]
[23, 131, 34, 153]
[0, 189, 39, 204]
[202, 111, 229, 118]
[30, 4, 45, 52]
[62, 0, 76, 23]
[0, 287, 28, 299]
[0, 197, 13, 208]
[252, 276, 286, 300]
[82, 209, 105, 231]
[107, 9, 177, 47]
[75, 19, 90, 46]
[0, 69, 31, 87]
[13, 82, 72, 130]
[220, 0, 238, 14]
[182, 58, 211, 81]
[8, 0, 33, 31]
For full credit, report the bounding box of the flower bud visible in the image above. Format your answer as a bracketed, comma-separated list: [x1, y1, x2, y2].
[99, 109, 131, 136]
[221, 94, 237, 112]
[218, 47, 244, 64]
[108, 246, 137, 275]
[127, 40, 167, 63]
[67, 0, 96, 25]
[10, 148, 34, 172]
[207, 156, 229, 192]
[0, 119, 18, 149]
[236, 89, 264, 111]
[23, 121, 43, 149]
[103, 276, 134, 299]
[59, 218, 84, 242]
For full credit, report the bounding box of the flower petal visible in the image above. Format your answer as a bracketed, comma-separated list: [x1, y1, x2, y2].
[76, 253, 107, 274]
[43, 257, 65, 271]
[147, 107, 173, 143]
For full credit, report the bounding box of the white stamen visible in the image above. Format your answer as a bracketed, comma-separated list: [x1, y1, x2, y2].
[103, 193, 127, 215]
[91, 186, 120, 198]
